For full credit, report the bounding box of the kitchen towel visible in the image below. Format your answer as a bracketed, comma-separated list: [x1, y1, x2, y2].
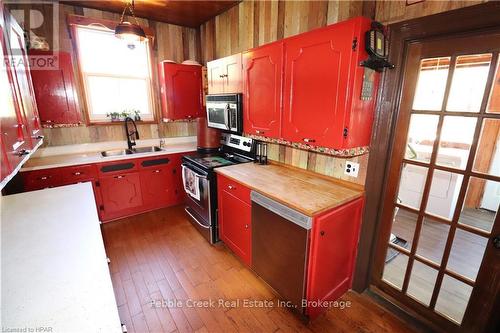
[182, 165, 201, 201]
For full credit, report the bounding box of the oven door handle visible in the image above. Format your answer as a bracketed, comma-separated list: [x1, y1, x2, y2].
[185, 208, 210, 229]
[181, 162, 208, 179]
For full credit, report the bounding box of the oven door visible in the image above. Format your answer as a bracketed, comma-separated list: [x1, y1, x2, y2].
[206, 102, 229, 130]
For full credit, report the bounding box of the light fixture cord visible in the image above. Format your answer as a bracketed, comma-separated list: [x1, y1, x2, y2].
[119, 0, 141, 26]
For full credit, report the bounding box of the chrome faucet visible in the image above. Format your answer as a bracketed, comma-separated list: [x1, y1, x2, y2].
[124, 117, 140, 150]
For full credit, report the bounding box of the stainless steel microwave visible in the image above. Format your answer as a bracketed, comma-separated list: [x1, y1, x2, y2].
[206, 93, 242, 133]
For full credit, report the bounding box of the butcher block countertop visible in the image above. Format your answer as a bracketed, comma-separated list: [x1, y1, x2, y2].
[215, 162, 364, 216]
[1, 183, 122, 333]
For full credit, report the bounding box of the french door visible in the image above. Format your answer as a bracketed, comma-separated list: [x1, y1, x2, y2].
[373, 30, 500, 332]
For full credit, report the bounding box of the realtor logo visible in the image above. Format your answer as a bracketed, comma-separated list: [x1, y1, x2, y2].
[6, 0, 59, 70]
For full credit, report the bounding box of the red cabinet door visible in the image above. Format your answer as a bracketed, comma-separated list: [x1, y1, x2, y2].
[282, 20, 355, 148]
[30, 51, 81, 126]
[160, 62, 203, 121]
[243, 43, 283, 138]
[218, 188, 251, 266]
[0, 16, 30, 181]
[140, 166, 174, 209]
[306, 197, 364, 318]
[100, 172, 143, 221]
[223, 53, 242, 93]
[8, 15, 42, 148]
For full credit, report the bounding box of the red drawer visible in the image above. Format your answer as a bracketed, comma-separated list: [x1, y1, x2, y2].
[217, 174, 251, 205]
[61, 164, 97, 183]
[23, 169, 63, 191]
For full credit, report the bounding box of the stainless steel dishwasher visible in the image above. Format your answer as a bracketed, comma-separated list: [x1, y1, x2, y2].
[251, 191, 312, 313]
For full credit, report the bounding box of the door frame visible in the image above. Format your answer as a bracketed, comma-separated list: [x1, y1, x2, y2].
[352, 2, 500, 332]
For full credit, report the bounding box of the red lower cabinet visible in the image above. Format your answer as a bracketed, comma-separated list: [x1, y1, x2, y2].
[217, 175, 252, 266]
[306, 197, 364, 318]
[140, 167, 173, 209]
[99, 172, 143, 221]
[20, 152, 186, 222]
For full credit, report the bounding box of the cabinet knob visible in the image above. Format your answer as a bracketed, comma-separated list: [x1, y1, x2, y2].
[303, 138, 316, 143]
[245, 224, 249, 229]
[17, 149, 30, 156]
[320, 231, 325, 236]
[256, 130, 265, 135]
[228, 185, 236, 190]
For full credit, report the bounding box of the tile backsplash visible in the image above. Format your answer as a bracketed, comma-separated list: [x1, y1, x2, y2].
[267, 143, 368, 186]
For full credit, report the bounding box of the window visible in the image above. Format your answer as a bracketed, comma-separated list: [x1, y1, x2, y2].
[74, 26, 154, 122]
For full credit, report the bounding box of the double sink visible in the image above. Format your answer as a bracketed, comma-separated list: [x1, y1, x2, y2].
[100, 146, 163, 157]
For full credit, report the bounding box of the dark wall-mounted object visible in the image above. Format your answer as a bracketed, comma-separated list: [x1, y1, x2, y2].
[361, 22, 394, 72]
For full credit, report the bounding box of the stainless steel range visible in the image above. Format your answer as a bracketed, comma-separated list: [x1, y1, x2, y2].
[181, 133, 254, 243]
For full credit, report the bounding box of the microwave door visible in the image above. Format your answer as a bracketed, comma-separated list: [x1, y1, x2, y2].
[207, 103, 229, 130]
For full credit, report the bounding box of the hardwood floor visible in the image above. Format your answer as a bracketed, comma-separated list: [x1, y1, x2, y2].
[102, 205, 417, 333]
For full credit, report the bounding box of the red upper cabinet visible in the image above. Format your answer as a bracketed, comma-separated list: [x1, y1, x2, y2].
[8, 14, 42, 149]
[0, 8, 30, 183]
[243, 42, 283, 138]
[29, 51, 81, 127]
[207, 53, 242, 94]
[282, 17, 377, 149]
[306, 197, 364, 318]
[159, 62, 203, 121]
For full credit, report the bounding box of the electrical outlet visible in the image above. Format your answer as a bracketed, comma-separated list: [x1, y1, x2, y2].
[344, 161, 360, 177]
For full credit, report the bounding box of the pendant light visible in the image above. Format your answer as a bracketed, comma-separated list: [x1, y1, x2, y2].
[115, 0, 147, 43]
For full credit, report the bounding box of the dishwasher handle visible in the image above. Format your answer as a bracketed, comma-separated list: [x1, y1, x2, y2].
[250, 191, 312, 230]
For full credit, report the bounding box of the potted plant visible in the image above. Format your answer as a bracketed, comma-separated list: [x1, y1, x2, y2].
[133, 109, 141, 121]
[121, 111, 130, 120]
[106, 112, 121, 122]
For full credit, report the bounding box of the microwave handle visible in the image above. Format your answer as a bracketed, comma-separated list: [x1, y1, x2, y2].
[224, 103, 230, 129]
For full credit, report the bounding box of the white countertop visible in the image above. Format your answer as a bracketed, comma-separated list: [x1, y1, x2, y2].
[21, 136, 197, 171]
[0, 183, 122, 333]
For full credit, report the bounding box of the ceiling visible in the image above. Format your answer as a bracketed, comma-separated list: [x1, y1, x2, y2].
[61, 0, 241, 28]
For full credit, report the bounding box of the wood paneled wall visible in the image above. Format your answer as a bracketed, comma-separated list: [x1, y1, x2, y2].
[31, 4, 201, 147]
[375, 0, 488, 24]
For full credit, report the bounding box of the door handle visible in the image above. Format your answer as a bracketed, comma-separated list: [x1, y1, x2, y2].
[493, 236, 500, 249]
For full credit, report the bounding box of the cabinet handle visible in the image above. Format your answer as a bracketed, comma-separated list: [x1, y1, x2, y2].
[303, 138, 316, 143]
[17, 149, 30, 156]
[114, 175, 125, 179]
[73, 172, 82, 176]
[39, 176, 51, 180]
[227, 185, 236, 190]
[256, 130, 265, 135]
[153, 169, 161, 173]
[245, 224, 249, 229]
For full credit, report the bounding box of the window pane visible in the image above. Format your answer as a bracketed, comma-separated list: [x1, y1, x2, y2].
[473, 119, 500, 177]
[436, 116, 477, 170]
[487, 58, 500, 113]
[77, 27, 150, 77]
[416, 217, 450, 265]
[407, 261, 438, 306]
[447, 228, 488, 281]
[426, 170, 464, 220]
[398, 163, 428, 209]
[412, 57, 450, 111]
[462, 177, 499, 233]
[390, 208, 417, 251]
[446, 54, 492, 112]
[405, 114, 439, 163]
[87, 76, 151, 118]
[435, 275, 472, 324]
[382, 249, 409, 290]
